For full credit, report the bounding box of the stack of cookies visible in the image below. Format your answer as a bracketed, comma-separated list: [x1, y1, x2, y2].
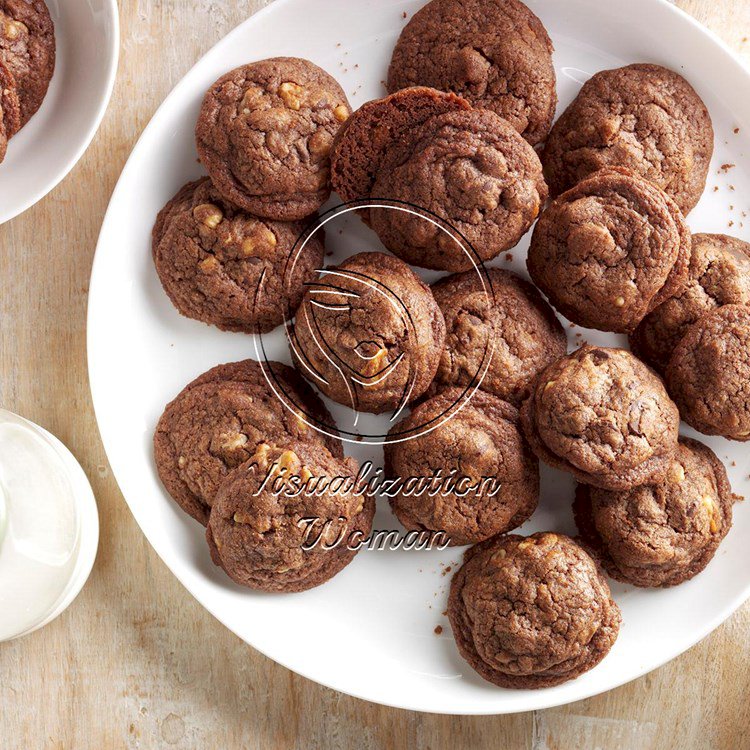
[150, 0, 745, 691]
[0, 0, 55, 162]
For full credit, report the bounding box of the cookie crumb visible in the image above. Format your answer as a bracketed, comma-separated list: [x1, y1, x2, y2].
[720, 163, 736, 172]
[434, 625, 443, 635]
[402, 11, 408, 18]
[734, 127, 741, 134]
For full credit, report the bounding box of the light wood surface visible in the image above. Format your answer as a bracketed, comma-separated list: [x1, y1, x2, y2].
[1, 1, 749, 747]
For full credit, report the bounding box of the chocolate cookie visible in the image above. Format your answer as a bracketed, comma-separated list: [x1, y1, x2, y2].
[154, 359, 343, 525]
[428, 268, 567, 405]
[630, 234, 750, 373]
[0, 58, 19, 162]
[542, 63, 713, 214]
[0, 0, 55, 126]
[666, 304, 750, 441]
[330, 86, 471, 217]
[370, 109, 547, 272]
[448, 532, 621, 689]
[290, 251, 446, 414]
[384, 389, 538, 546]
[574, 438, 734, 588]
[206, 441, 374, 593]
[387, 0, 556, 147]
[195, 57, 351, 221]
[520, 346, 680, 490]
[527, 168, 691, 333]
[152, 178, 325, 333]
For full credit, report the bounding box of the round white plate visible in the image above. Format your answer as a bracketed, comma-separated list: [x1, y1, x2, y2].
[0, 0, 119, 224]
[88, 0, 750, 714]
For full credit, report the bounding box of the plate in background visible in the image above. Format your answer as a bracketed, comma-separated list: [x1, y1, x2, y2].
[0, 0, 119, 224]
[88, 0, 750, 714]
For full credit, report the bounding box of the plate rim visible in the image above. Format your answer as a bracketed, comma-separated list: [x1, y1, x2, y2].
[87, 0, 750, 714]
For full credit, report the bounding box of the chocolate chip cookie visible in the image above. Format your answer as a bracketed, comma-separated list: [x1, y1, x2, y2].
[384, 389, 538, 546]
[666, 304, 750, 441]
[428, 268, 567, 405]
[542, 63, 713, 214]
[520, 346, 680, 490]
[527, 168, 691, 333]
[0, 0, 55, 126]
[290, 251, 446, 414]
[448, 532, 621, 689]
[574, 438, 734, 588]
[0, 59, 20, 162]
[387, 0, 556, 147]
[206, 441, 374, 592]
[152, 178, 325, 333]
[370, 109, 547, 271]
[195, 57, 351, 221]
[630, 234, 750, 373]
[330, 86, 471, 217]
[154, 359, 343, 525]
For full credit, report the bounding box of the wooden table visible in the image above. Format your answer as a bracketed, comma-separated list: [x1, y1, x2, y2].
[1, 1, 749, 747]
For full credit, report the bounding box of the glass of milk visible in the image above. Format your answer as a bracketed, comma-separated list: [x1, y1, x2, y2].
[0, 409, 99, 641]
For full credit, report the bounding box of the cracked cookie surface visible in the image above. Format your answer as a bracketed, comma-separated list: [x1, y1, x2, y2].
[448, 532, 621, 688]
[387, 0, 556, 147]
[520, 346, 680, 490]
[428, 268, 567, 405]
[152, 178, 324, 333]
[207, 441, 374, 592]
[630, 234, 750, 373]
[290, 251, 446, 414]
[574, 438, 734, 587]
[154, 359, 343, 525]
[0, 58, 19, 162]
[527, 167, 691, 333]
[196, 57, 350, 221]
[666, 304, 750, 441]
[384, 388, 538, 546]
[369, 109, 547, 272]
[542, 63, 713, 214]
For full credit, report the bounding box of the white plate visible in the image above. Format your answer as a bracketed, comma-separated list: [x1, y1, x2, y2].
[0, 0, 119, 224]
[88, 0, 750, 714]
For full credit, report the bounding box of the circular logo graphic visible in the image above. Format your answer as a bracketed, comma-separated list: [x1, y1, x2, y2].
[253, 199, 495, 445]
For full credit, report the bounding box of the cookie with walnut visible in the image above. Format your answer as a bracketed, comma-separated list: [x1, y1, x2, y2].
[207, 441, 374, 593]
[387, 0, 556, 147]
[448, 532, 621, 689]
[574, 438, 734, 588]
[152, 178, 324, 333]
[196, 57, 351, 221]
[630, 234, 750, 373]
[0, 59, 20, 162]
[520, 346, 680, 490]
[527, 167, 691, 333]
[0, 0, 55, 126]
[542, 63, 713, 214]
[384, 388, 539, 546]
[154, 359, 343, 525]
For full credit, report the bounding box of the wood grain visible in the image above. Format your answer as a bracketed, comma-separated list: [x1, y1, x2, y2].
[1, 1, 749, 748]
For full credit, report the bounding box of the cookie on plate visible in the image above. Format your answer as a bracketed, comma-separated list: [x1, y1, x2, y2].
[630, 234, 750, 373]
[0, 59, 20, 162]
[574, 438, 734, 588]
[152, 177, 325, 333]
[290, 251, 446, 414]
[370, 109, 547, 271]
[542, 63, 713, 214]
[384, 389, 538, 546]
[527, 167, 691, 333]
[428, 268, 567, 405]
[387, 0, 556, 147]
[154, 359, 343, 525]
[330, 86, 471, 217]
[520, 346, 680, 490]
[666, 304, 750, 441]
[448, 532, 621, 689]
[0, 0, 55, 126]
[195, 57, 351, 221]
[207, 441, 374, 593]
